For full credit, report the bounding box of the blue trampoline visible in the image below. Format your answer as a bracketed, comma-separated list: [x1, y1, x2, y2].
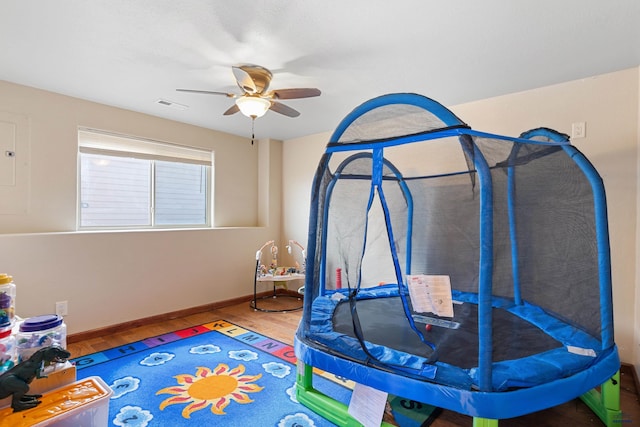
[294, 93, 621, 426]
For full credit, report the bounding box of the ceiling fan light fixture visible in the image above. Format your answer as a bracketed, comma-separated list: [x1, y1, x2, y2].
[235, 96, 271, 118]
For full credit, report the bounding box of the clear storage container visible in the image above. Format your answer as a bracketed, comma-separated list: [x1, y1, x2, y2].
[0, 274, 16, 328]
[0, 327, 16, 373]
[16, 314, 67, 363]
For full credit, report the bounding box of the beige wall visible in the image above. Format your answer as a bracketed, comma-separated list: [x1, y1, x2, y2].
[282, 132, 328, 246]
[282, 67, 640, 367]
[0, 80, 282, 334]
[636, 68, 640, 373]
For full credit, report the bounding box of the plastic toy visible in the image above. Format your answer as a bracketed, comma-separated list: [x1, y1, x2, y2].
[0, 345, 70, 412]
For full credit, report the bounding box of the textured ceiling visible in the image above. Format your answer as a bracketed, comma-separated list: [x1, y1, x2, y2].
[1, 1, 639, 141]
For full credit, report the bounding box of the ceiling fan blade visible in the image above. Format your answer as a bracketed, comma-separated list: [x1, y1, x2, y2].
[223, 104, 240, 116]
[232, 66, 258, 94]
[270, 88, 321, 100]
[269, 101, 300, 118]
[176, 89, 235, 97]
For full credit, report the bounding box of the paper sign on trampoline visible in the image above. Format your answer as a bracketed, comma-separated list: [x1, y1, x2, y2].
[294, 93, 621, 426]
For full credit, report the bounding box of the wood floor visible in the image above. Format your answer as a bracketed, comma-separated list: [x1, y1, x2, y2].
[68, 298, 639, 427]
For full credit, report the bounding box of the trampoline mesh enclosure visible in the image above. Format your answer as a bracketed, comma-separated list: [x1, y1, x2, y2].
[298, 93, 612, 393]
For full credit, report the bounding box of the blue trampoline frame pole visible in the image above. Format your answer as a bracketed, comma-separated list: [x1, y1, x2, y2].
[506, 145, 523, 305]
[473, 139, 494, 392]
[329, 93, 467, 144]
[562, 145, 614, 350]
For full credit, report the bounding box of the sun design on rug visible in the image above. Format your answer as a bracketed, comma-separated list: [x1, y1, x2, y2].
[156, 363, 263, 418]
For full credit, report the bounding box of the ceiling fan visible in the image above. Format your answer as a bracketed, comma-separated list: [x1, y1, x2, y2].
[177, 64, 321, 119]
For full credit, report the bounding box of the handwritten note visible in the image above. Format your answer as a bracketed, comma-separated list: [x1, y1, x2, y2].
[347, 382, 388, 427]
[407, 274, 454, 317]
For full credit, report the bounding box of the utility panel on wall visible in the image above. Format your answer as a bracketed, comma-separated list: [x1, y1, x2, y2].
[0, 111, 30, 214]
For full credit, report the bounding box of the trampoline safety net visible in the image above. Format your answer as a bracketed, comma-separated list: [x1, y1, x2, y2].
[296, 93, 615, 394]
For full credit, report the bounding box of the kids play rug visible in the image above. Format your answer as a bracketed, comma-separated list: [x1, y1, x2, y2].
[72, 320, 441, 427]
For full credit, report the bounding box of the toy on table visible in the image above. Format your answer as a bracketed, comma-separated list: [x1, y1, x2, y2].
[286, 240, 306, 274]
[252, 239, 305, 312]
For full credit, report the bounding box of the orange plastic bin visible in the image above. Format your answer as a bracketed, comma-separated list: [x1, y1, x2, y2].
[0, 376, 112, 427]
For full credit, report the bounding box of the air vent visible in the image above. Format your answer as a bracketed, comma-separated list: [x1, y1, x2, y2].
[156, 99, 188, 110]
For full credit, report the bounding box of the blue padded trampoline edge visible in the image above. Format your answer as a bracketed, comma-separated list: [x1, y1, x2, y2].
[295, 334, 619, 420]
[307, 288, 606, 392]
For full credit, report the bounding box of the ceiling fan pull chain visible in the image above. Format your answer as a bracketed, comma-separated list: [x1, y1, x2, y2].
[251, 117, 255, 145]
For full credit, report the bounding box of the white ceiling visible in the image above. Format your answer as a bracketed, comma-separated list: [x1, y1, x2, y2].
[1, 1, 639, 141]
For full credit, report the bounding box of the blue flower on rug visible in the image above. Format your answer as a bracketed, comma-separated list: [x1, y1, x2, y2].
[262, 361, 291, 378]
[156, 364, 263, 418]
[228, 349, 259, 361]
[110, 376, 141, 398]
[278, 412, 317, 427]
[113, 405, 154, 427]
[189, 344, 221, 354]
[140, 352, 175, 366]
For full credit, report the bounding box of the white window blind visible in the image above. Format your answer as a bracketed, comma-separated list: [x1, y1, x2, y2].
[78, 129, 212, 165]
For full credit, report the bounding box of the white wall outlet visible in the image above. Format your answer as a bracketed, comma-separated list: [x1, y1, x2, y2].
[55, 300, 68, 316]
[571, 122, 586, 139]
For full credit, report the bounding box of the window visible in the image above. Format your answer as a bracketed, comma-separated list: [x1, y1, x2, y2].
[78, 129, 212, 229]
